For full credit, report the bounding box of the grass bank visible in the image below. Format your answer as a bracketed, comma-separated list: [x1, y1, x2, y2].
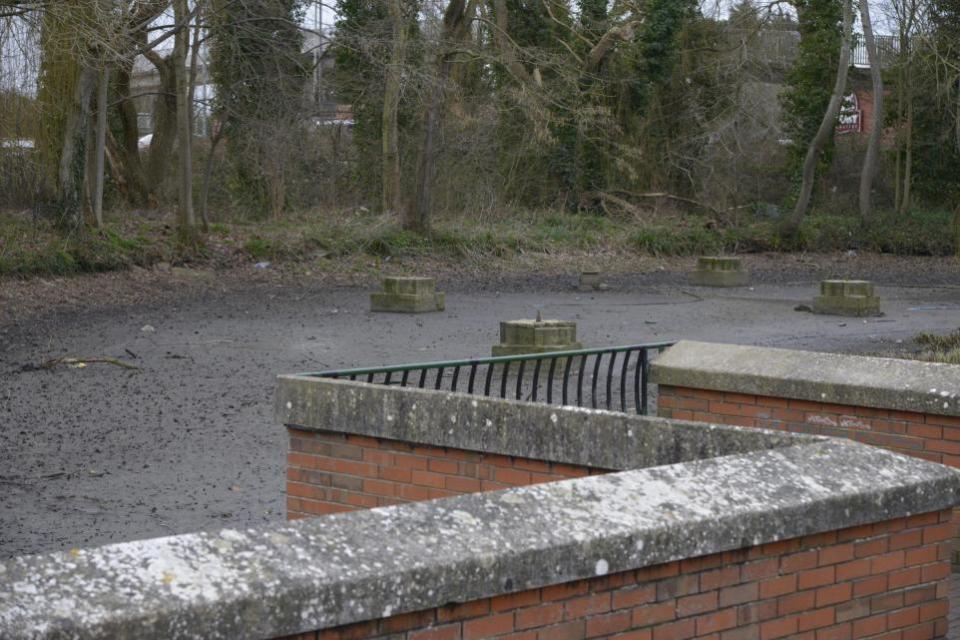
[1, 206, 956, 279]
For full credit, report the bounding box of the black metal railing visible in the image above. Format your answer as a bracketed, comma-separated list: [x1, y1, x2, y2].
[306, 342, 675, 415]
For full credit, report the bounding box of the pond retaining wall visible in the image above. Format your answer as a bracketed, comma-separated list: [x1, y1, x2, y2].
[0, 375, 957, 640]
[652, 340, 960, 566]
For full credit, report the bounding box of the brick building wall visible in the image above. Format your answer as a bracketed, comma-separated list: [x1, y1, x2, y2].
[287, 428, 608, 519]
[280, 510, 953, 640]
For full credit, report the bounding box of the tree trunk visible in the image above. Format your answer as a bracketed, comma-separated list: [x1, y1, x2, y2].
[112, 62, 150, 206]
[858, 0, 883, 221]
[955, 205, 960, 260]
[902, 93, 913, 212]
[173, 0, 195, 236]
[188, 2, 207, 231]
[267, 149, 286, 219]
[144, 53, 179, 191]
[893, 24, 907, 213]
[200, 127, 224, 228]
[92, 66, 109, 227]
[786, 0, 853, 231]
[57, 65, 98, 230]
[382, 0, 407, 216]
[408, 0, 473, 232]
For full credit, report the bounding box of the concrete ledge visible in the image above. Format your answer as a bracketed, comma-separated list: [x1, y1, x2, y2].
[276, 375, 805, 470]
[651, 340, 960, 417]
[2, 436, 957, 640]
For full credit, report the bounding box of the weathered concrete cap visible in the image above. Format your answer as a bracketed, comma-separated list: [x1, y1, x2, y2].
[276, 376, 808, 471]
[499, 319, 578, 346]
[2, 436, 957, 640]
[651, 340, 960, 417]
[492, 319, 582, 356]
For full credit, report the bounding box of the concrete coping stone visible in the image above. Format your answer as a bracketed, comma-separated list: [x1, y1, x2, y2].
[651, 340, 960, 417]
[1, 421, 957, 639]
[276, 375, 807, 470]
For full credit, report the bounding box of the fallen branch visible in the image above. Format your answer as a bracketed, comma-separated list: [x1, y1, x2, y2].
[40, 356, 141, 371]
[612, 191, 731, 222]
[583, 191, 646, 219]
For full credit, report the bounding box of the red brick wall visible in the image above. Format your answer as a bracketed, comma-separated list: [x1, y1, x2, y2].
[286, 428, 609, 520]
[657, 386, 960, 469]
[658, 386, 960, 566]
[279, 510, 953, 640]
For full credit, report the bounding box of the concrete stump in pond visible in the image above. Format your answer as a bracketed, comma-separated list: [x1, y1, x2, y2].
[578, 269, 604, 292]
[690, 256, 749, 287]
[492, 314, 582, 356]
[812, 280, 881, 317]
[370, 276, 445, 313]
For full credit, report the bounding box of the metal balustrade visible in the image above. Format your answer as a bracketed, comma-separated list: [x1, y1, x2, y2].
[306, 342, 675, 415]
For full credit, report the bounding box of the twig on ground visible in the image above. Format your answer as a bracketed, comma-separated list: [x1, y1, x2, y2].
[40, 356, 140, 370]
[0, 472, 66, 484]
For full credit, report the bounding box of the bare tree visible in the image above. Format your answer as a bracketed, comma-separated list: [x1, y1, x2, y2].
[786, 0, 853, 231]
[173, 0, 194, 235]
[408, 0, 478, 232]
[382, 0, 406, 217]
[92, 61, 107, 226]
[887, 0, 921, 214]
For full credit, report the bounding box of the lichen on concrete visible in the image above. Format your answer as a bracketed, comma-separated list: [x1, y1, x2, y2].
[652, 340, 960, 417]
[275, 375, 807, 470]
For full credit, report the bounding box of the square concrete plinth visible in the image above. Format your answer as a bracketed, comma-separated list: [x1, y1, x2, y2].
[691, 256, 749, 287]
[492, 319, 582, 356]
[812, 280, 880, 317]
[579, 270, 603, 292]
[371, 277, 445, 313]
